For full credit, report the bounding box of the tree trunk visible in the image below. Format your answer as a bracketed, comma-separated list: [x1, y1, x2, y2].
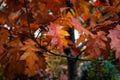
[65, 28, 78, 80]
[65, 0, 78, 79]
[67, 57, 78, 80]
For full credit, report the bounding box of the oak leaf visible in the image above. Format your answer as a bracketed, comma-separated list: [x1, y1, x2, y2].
[0, 28, 9, 42]
[6, 0, 23, 11]
[8, 10, 23, 25]
[108, 26, 120, 59]
[3, 37, 24, 79]
[20, 39, 46, 76]
[47, 22, 70, 53]
[0, 17, 6, 24]
[42, 0, 66, 13]
[68, 17, 95, 38]
[0, 42, 5, 55]
[0, 11, 8, 24]
[85, 31, 108, 59]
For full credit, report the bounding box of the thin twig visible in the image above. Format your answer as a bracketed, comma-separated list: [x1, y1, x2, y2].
[24, 0, 32, 37]
[33, 38, 90, 61]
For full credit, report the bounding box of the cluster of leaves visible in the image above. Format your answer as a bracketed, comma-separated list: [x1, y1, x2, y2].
[0, 0, 120, 79]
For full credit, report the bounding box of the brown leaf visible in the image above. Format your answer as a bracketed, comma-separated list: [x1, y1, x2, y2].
[8, 10, 23, 25]
[28, 0, 57, 24]
[0, 42, 5, 55]
[0, 42, 7, 64]
[0, 17, 6, 24]
[0, 12, 8, 24]
[4, 56, 25, 80]
[108, 26, 120, 59]
[85, 31, 109, 59]
[90, 20, 117, 33]
[3, 37, 24, 79]
[20, 39, 46, 76]
[102, 6, 119, 13]
[5, 0, 23, 11]
[0, 28, 9, 42]
[41, 0, 66, 14]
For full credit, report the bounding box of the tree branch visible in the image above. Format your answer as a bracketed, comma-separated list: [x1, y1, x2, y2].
[24, 0, 32, 37]
[33, 38, 89, 61]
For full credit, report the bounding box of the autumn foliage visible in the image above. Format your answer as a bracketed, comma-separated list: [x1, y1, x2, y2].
[0, 0, 120, 79]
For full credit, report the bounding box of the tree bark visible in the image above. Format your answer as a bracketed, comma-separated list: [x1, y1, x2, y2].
[67, 57, 78, 80]
[65, 0, 78, 79]
[65, 28, 78, 80]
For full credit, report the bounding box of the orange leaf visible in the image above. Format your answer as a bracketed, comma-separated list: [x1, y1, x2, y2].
[2, 37, 25, 79]
[20, 39, 46, 76]
[0, 17, 6, 24]
[30, 23, 39, 29]
[0, 28, 9, 42]
[82, 14, 89, 22]
[8, 10, 23, 24]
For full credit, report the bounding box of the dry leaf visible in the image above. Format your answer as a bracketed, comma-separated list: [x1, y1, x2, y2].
[68, 17, 95, 38]
[0, 28, 9, 42]
[108, 26, 120, 59]
[20, 39, 46, 76]
[85, 31, 108, 59]
[0, 42, 5, 55]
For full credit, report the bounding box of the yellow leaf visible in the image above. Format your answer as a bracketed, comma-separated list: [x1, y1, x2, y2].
[58, 30, 70, 36]
[70, 8, 75, 15]
[66, 12, 73, 17]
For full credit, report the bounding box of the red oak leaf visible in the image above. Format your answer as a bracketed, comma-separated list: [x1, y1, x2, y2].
[85, 31, 108, 59]
[108, 26, 120, 59]
[47, 22, 70, 53]
[68, 17, 95, 38]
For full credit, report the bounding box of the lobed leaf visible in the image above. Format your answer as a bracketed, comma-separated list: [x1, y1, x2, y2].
[85, 31, 109, 59]
[108, 26, 120, 59]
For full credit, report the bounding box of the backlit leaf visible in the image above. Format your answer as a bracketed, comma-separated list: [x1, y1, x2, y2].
[68, 16, 95, 38]
[47, 22, 70, 53]
[108, 26, 120, 59]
